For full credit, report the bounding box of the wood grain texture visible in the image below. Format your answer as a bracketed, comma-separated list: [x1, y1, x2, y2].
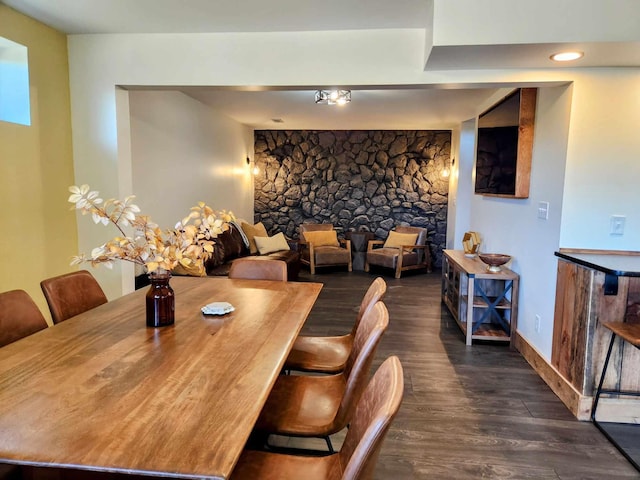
[552, 258, 640, 419]
[287, 271, 638, 479]
[559, 248, 640, 256]
[442, 251, 518, 346]
[0, 277, 322, 479]
[513, 87, 536, 198]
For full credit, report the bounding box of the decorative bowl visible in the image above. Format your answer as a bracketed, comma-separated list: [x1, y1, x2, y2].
[478, 253, 511, 273]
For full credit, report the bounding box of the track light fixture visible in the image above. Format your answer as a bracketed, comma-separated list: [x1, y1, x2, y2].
[314, 90, 351, 106]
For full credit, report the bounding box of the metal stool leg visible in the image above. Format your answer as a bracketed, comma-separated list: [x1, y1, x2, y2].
[591, 327, 640, 472]
[591, 330, 617, 422]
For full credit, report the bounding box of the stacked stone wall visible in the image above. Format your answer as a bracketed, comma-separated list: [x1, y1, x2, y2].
[254, 130, 450, 267]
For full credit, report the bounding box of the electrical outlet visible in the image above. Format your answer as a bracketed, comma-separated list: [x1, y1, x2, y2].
[610, 215, 626, 236]
[535, 314, 541, 333]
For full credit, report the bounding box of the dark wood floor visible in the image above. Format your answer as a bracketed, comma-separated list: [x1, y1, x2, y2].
[293, 269, 640, 480]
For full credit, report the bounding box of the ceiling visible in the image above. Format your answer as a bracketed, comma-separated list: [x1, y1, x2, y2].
[173, 87, 506, 130]
[1, 0, 431, 34]
[3, 0, 638, 130]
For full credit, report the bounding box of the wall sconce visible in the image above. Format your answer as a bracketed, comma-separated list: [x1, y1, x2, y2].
[246, 157, 259, 175]
[441, 157, 454, 179]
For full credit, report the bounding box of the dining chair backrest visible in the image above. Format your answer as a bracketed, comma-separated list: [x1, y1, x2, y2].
[228, 258, 288, 281]
[0, 290, 48, 347]
[40, 270, 108, 324]
[351, 277, 387, 337]
[339, 355, 404, 480]
[334, 301, 389, 431]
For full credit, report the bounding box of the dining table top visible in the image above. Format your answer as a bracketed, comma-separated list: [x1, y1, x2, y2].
[0, 276, 323, 479]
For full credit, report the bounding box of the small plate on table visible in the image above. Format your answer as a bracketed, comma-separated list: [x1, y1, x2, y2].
[201, 302, 235, 316]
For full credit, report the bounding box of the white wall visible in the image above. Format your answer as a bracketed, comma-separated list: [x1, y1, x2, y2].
[446, 119, 475, 249]
[560, 69, 640, 251]
[129, 90, 253, 228]
[465, 86, 571, 359]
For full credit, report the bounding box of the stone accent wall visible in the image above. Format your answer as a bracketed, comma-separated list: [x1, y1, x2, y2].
[254, 130, 451, 267]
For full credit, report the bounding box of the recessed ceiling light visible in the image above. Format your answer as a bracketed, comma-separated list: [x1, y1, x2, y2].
[550, 51, 584, 62]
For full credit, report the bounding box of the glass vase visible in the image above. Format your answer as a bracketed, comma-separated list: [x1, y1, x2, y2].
[146, 271, 175, 327]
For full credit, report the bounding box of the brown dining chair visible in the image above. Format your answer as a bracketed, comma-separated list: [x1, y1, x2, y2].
[40, 270, 108, 324]
[228, 257, 288, 281]
[284, 277, 387, 374]
[231, 356, 404, 480]
[0, 290, 48, 348]
[253, 301, 389, 452]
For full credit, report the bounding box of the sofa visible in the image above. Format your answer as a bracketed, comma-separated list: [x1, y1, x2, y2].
[203, 222, 301, 280]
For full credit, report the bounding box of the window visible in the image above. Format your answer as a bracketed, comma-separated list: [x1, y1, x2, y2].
[0, 36, 30, 126]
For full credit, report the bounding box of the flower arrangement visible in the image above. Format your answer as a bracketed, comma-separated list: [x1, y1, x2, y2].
[68, 184, 234, 274]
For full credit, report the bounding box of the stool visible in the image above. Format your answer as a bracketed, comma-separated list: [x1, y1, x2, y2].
[591, 321, 640, 470]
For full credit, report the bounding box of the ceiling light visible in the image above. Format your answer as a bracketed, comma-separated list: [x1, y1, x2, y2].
[550, 51, 584, 62]
[315, 90, 351, 106]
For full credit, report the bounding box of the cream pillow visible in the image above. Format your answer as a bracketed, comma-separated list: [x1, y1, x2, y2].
[241, 221, 268, 254]
[302, 230, 340, 247]
[383, 231, 418, 253]
[255, 232, 291, 255]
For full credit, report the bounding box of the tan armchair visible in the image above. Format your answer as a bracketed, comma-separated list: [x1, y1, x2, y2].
[365, 226, 430, 278]
[299, 224, 352, 274]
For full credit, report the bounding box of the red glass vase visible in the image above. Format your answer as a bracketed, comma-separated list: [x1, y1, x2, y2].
[146, 271, 175, 327]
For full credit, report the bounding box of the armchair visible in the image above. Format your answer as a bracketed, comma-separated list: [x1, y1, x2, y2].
[299, 224, 352, 274]
[365, 226, 430, 278]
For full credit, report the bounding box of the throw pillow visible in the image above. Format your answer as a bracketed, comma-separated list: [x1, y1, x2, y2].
[302, 230, 340, 247]
[172, 262, 206, 277]
[254, 232, 291, 255]
[383, 231, 418, 253]
[241, 221, 268, 254]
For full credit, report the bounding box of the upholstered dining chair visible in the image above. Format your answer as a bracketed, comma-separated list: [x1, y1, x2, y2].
[231, 356, 404, 480]
[284, 276, 387, 374]
[299, 223, 352, 274]
[0, 290, 48, 348]
[40, 270, 108, 324]
[253, 301, 389, 453]
[365, 226, 430, 278]
[229, 257, 288, 281]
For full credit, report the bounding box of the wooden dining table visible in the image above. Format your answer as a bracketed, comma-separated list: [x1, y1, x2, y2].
[0, 276, 322, 479]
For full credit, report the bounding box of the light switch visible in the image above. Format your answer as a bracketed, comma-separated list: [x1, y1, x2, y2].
[537, 201, 549, 220]
[610, 215, 626, 236]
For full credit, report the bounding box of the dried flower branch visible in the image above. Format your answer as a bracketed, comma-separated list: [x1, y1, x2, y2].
[68, 185, 233, 274]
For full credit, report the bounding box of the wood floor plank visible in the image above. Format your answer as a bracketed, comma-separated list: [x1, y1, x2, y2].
[294, 270, 640, 479]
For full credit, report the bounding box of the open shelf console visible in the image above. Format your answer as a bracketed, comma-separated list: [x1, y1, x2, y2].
[442, 249, 519, 346]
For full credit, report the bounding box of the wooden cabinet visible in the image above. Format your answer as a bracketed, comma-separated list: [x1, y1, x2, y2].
[442, 250, 519, 346]
[552, 252, 640, 420]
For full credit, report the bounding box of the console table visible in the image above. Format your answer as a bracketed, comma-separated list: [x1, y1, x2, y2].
[442, 250, 519, 346]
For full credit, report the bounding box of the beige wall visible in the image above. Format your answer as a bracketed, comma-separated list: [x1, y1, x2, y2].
[0, 5, 77, 323]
